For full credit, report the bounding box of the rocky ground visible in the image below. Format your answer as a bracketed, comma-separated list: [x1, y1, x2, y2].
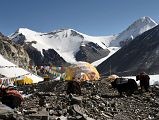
[1, 78, 159, 120]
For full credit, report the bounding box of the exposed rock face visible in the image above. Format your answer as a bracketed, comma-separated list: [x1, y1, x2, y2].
[0, 33, 30, 66]
[25, 46, 67, 66]
[10, 32, 26, 45]
[25, 46, 43, 66]
[76, 42, 110, 63]
[97, 25, 159, 76]
[42, 49, 67, 66]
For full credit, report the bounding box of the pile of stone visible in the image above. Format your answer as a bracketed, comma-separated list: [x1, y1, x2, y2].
[1, 79, 159, 120]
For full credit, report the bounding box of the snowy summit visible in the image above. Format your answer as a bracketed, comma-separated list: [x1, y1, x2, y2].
[110, 16, 158, 47]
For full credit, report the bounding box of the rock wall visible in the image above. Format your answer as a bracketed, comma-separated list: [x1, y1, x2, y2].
[0, 33, 30, 66]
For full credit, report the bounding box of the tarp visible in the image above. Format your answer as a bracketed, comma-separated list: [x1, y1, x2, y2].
[65, 62, 100, 81]
[14, 76, 33, 85]
[0, 54, 43, 83]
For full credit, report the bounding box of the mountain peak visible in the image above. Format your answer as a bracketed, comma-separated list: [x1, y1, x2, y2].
[131, 16, 158, 27]
[17, 28, 39, 34]
[110, 16, 158, 47]
[140, 16, 157, 24]
[126, 16, 158, 32]
[47, 28, 85, 39]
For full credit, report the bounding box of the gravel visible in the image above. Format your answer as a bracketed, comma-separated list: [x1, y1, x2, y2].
[2, 79, 159, 120]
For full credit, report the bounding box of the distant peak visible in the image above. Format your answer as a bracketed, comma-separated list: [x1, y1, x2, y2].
[17, 28, 31, 32]
[125, 16, 158, 32]
[48, 28, 84, 38]
[111, 16, 158, 47]
[141, 16, 151, 20]
[16, 28, 39, 35]
[136, 16, 158, 25]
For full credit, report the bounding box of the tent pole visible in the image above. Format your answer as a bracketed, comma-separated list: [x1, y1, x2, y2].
[109, 63, 111, 75]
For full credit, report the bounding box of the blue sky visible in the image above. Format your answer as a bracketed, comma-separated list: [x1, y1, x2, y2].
[0, 0, 159, 36]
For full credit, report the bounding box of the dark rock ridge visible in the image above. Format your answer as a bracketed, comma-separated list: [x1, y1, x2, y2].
[10, 32, 26, 45]
[0, 32, 30, 66]
[42, 49, 67, 66]
[97, 25, 159, 76]
[26, 46, 67, 66]
[76, 42, 110, 63]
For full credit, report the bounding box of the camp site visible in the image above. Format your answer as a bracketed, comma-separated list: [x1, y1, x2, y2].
[1, 1, 159, 119]
[1, 57, 159, 120]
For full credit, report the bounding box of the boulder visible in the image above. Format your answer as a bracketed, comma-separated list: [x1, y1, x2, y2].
[0, 102, 15, 120]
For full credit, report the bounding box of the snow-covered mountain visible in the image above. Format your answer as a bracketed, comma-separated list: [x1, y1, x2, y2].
[10, 28, 116, 65]
[9, 16, 158, 66]
[91, 16, 158, 66]
[110, 16, 158, 47]
[92, 17, 158, 66]
[97, 24, 159, 76]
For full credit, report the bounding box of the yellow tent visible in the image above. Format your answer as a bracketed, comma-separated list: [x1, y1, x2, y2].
[65, 62, 100, 81]
[14, 76, 33, 85]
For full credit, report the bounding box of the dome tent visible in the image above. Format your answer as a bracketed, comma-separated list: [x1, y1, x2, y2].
[14, 76, 33, 85]
[65, 62, 100, 81]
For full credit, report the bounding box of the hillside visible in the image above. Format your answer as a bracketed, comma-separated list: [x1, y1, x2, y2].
[0, 32, 30, 66]
[97, 25, 159, 76]
[110, 16, 157, 47]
